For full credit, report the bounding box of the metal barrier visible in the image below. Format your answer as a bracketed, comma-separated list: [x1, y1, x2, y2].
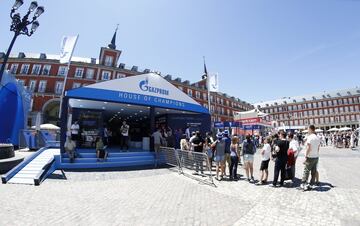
[160, 147, 214, 185]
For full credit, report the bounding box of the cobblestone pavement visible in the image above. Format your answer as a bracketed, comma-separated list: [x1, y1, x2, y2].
[1, 147, 360, 226]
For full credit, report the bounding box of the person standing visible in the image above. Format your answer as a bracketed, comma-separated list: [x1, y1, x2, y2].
[257, 137, 271, 185]
[223, 130, 232, 177]
[191, 131, 205, 175]
[271, 131, 289, 187]
[242, 134, 256, 183]
[120, 121, 130, 151]
[70, 121, 80, 143]
[152, 128, 163, 167]
[205, 132, 214, 169]
[64, 135, 77, 163]
[287, 133, 300, 182]
[229, 137, 239, 181]
[300, 125, 321, 191]
[212, 132, 226, 181]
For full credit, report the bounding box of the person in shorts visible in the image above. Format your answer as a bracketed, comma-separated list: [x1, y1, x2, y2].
[257, 137, 271, 185]
[242, 134, 256, 183]
[212, 132, 226, 181]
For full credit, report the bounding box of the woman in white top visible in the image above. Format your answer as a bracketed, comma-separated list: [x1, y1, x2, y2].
[257, 137, 271, 185]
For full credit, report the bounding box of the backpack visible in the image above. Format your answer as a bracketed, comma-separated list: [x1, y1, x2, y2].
[245, 140, 255, 154]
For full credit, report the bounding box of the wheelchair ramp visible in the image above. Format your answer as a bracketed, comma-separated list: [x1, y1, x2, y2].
[7, 148, 59, 185]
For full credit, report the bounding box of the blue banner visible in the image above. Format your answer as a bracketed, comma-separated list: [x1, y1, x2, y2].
[214, 121, 241, 128]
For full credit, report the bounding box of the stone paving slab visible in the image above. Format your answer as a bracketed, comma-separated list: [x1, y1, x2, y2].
[0, 147, 359, 226]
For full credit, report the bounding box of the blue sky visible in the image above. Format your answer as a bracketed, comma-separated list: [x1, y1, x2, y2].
[1, 0, 360, 104]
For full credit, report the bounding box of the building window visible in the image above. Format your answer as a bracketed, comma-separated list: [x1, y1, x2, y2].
[17, 79, 25, 87]
[355, 105, 359, 111]
[85, 68, 95, 79]
[55, 82, 64, 94]
[31, 64, 42, 75]
[116, 73, 126, 79]
[72, 82, 81, 89]
[187, 89, 193, 97]
[10, 64, 19, 74]
[74, 68, 84, 78]
[29, 80, 37, 92]
[203, 93, 207, 101]
[42, 65, 51, 75]
[340, 115, 345, 122]
[104, 56, 113, 67]
[58, 66, 68, 76]
[195, 91, 201, 99]
[320, 118, 324, 124]
[38, 80, 47, 93]
[203, 103, 208, 109]
[101, 71, 111, 80]
[349, 98, 353, 104]
[20, 64, 30, 74]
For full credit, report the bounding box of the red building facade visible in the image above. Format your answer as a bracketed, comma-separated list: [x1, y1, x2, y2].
[254, 89, 360, 131]
[0, 33, 252, 126]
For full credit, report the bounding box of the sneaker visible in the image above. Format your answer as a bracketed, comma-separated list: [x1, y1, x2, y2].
[247, 178, 251, 182]
[269, 184, 277, 188]
[250, 177, 255, 183]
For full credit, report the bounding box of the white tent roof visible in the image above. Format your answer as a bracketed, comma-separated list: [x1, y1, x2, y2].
[65, 73, 209, 114]
[31, 123, 60, 130]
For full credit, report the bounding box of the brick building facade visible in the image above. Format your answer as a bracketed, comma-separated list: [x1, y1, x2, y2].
[0, 31, 252, 126]
[254, 89, 360, 131]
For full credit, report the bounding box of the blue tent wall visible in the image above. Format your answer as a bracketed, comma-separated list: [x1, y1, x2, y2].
[0, 83, 24, 144]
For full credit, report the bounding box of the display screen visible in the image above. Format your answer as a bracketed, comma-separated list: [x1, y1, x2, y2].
[82, 120, 98, 128]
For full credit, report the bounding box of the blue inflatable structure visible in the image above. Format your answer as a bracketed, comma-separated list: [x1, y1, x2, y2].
[0, 71, 31, 145]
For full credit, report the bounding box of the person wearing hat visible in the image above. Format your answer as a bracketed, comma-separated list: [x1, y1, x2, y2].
[212, 132, 226, 180]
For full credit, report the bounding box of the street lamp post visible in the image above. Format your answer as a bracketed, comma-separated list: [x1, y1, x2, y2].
[0, 0, 44, 83]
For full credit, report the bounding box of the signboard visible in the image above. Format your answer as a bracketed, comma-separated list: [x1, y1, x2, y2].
[214, 121, 241, 128]
[237, 117, 261, 125]
[241, 125, 262, 130]
[66, 73, 209, 114]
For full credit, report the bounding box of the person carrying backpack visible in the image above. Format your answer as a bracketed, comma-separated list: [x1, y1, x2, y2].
[242, 134, 256, 183]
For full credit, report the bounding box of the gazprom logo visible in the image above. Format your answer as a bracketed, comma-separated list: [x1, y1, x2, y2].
[139, 78, 169, 96]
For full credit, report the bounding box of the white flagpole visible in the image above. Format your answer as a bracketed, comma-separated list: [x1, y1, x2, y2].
[207, 76, 211, 115]
[58, 35, 79, 119]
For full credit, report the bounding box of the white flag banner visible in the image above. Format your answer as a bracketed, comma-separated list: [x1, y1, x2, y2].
[59, 35, 78, 64]
[207, 73, 219, 92]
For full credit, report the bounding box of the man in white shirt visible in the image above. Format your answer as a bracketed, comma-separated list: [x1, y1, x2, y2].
[301, 125, 320, 190]
[120, 121, 130, 151]
[70, 121, 80, 142]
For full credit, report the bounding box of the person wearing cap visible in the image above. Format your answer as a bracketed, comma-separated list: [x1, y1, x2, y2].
[212, 132, 226, 180]
[223, 130, 232, 177]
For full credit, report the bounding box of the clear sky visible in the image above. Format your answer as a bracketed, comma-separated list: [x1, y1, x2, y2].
[1, 0, 360, 104]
